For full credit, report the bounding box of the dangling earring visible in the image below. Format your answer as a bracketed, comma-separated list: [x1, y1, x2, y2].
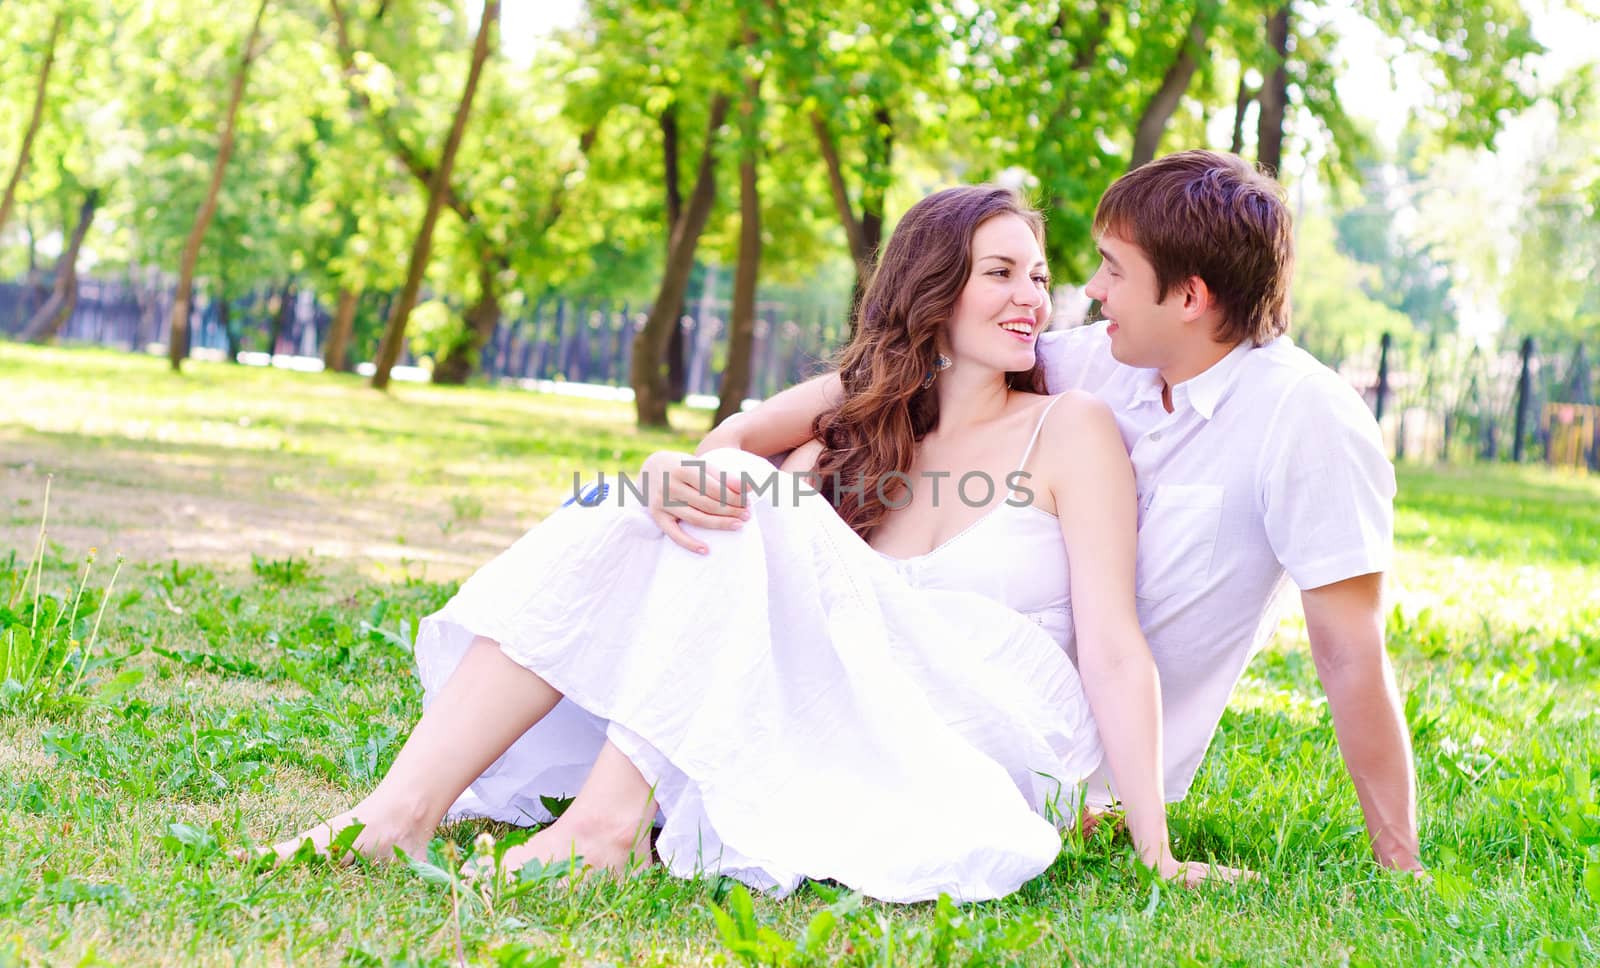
[921, 354, 952, 389]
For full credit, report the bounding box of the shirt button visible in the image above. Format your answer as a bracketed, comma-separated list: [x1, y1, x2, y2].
[1149, 431, 1163, 441]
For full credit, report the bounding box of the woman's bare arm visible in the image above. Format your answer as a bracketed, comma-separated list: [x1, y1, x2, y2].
[696, 372, 843, 457]
[1037, 392, 1249, 885]
[778, 438, 825, 473]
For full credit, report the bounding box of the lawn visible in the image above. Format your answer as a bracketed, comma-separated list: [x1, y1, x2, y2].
[2, 342, 1597, 966]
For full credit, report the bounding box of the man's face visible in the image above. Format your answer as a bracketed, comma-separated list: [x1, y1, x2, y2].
[1083, 233, 1187, 371]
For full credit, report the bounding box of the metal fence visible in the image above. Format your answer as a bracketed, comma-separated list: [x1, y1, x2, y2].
[1339, 332, 1599, 471]
[0, 273, 847, 400]
[4, 273, 1596, 470]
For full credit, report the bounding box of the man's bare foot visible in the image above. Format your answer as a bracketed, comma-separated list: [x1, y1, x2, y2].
[465, 810, 654, 884]
[252, 793, 436, 866]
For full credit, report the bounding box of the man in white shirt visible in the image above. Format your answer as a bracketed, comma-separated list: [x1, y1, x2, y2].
[670, 150, 1422, 873]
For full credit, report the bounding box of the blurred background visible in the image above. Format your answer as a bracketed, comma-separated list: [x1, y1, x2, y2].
[1, 0, 1597, 465]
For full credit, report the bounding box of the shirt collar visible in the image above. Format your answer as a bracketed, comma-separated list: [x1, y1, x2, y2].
[1175, 339, 1255, 419]
[1129, 367, 1166, 408]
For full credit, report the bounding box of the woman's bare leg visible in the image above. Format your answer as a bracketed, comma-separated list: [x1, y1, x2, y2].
[485, 739, 658, 878]
[267, 637, 562, 862]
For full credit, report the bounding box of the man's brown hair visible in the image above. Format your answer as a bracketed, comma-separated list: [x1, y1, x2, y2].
[1094, 149, 1294, 346]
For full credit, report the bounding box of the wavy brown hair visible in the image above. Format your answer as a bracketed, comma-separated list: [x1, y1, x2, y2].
[813, 186, 1048, 540]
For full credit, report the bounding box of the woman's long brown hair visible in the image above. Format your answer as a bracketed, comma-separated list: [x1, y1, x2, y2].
[814, 186, 1048, 540]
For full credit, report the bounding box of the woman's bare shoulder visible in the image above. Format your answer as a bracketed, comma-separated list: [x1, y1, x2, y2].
[1040, 390, 1117, 436]
[1034, 390, 1128, 472]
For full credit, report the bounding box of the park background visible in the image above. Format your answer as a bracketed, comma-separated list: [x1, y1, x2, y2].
[2, 0, 1598, 965]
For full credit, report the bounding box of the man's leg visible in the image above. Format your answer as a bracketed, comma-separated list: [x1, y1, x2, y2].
[267, 637, 563, 862]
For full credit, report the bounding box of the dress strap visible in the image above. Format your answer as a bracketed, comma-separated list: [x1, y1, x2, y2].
[1015, 394, 1066, 474]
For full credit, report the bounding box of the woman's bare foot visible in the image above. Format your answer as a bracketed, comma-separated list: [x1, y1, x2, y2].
[466, 809, 654, 884]
[254, 793, 437, 865]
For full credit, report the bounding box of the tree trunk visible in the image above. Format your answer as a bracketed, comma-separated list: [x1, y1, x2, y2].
[219, 292, 241, 362]
[1257, 5, 1291, 175]
[21, 188, 98, 343]
[631, 91, 732, 427]
[661, 103, 689, 402]
[369, 0, 498, 390]
[329, 0, 591, 386]
[266, 279, 294, 358]
[322, 287, 359, 372]
[812, 103, 892, 332]
[1128, 5, 1213, 170]
[812, 112, 866, 273]
[210, 247, 244, 363]
[715, 74, 763, 429]
[432, 258, 503, 385]
[859, 103, 890, 264]
[132, 266, 157, 349]
[1230, 75, 1256, 155]
[167, 0, 269, 372]
[17, 214, 49, 330]
[0, 13, 63, 238]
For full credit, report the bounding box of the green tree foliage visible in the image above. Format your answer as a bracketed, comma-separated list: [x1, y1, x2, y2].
[1292, 213, 1414, 365]
[1500, 72, 1600, 344]
[0, 0, 1590, 426]
[1334, 154, 1457, 336]
[970, 0, 1143, 279]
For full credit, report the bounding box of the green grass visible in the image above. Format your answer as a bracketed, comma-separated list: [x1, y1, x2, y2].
[1, 342, 1597, 965]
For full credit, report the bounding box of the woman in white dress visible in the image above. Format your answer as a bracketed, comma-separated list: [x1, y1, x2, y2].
[262, 186, 1244, 899]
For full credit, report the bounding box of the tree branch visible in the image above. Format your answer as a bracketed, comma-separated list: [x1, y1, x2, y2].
[1129, 4, 1214, 170]
[0, 12, 65, 236]
[811, 110, 866, 269]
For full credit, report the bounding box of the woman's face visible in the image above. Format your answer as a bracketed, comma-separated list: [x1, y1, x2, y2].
[944, 214, 1051, 374]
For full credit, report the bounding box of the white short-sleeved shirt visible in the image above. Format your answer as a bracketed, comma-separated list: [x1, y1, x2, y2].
[1038, 322, 1396, 802]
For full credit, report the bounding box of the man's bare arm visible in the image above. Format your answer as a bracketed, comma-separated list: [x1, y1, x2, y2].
[1302, 572, 1423, 871]
[696, 372, 843, 457]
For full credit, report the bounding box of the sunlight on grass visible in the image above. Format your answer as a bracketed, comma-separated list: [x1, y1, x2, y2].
[1, 343, 703, 581]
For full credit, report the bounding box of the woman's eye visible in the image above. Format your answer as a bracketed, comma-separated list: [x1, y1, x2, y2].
[988, 269, 1009, 278]
[1032, 275, 1050, 286]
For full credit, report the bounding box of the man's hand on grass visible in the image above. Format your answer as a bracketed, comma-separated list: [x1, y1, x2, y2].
[1156, 856, 1260, 887]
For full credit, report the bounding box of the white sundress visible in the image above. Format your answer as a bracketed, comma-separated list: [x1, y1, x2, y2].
[413, 395, 1105, 902]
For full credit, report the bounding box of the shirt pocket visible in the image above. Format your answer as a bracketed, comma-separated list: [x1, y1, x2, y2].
[1135, 483, 1225, 604]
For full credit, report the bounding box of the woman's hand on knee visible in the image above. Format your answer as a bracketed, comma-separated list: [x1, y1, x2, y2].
[641, 450, 749, 554]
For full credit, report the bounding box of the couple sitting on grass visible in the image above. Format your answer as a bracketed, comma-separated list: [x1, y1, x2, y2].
[255, 149, 1422, 900]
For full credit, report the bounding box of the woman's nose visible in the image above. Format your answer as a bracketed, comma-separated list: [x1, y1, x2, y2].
[1014, 278, 1043, 307]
